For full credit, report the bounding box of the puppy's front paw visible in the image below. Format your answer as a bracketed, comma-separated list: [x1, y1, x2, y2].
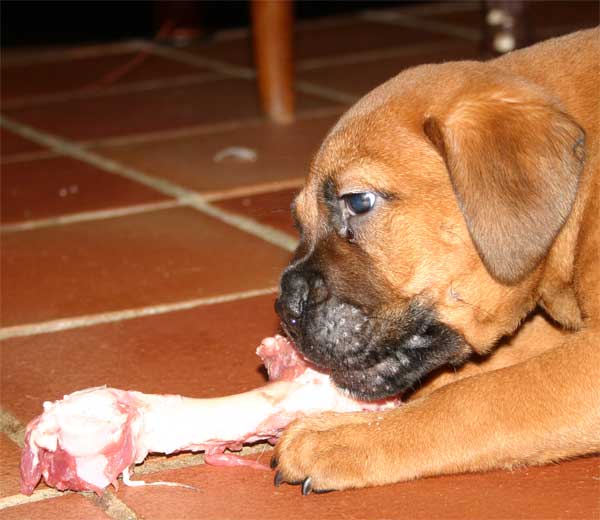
[272, 411, 386, 494]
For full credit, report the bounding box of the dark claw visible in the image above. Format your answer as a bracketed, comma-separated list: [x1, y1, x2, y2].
[270, 456, 278, 469]
[274, 471, 284, 487]
[314, 488, 334, 494]
[301, 477, 313, 496]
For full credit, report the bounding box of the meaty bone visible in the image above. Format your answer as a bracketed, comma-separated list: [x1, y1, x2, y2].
[20, 335, 399, 495]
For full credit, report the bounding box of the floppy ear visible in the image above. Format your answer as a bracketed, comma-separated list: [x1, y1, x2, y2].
[424, 91, 585, 284]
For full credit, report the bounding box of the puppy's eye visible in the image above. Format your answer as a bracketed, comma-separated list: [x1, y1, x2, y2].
[343, 192, 376, 215]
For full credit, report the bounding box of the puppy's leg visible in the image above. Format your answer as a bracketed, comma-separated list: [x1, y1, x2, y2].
[273, 332, 600, 492]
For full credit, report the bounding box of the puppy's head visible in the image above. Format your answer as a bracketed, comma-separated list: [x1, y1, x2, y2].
[276, 62, 585, 400]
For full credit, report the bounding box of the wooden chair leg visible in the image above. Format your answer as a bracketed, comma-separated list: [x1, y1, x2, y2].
[251, 0, 295, 124]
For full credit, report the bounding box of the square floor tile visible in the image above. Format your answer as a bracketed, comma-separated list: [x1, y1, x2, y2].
[1, 51, 212, 104]
[1, 207, 291, 326]
[214, 188, 299, 236]
[94, 114, 339, 194]
[0, 293, 280, 423]
[1, 156, 170, 224]
[5, 78, 334, 143]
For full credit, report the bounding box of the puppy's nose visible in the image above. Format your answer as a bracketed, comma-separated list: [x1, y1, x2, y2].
[276, 269, 330, 331]
[276, 270, 310, 327]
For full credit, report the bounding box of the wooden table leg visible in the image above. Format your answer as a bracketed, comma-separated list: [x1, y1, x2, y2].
[251, 0, 295, 124]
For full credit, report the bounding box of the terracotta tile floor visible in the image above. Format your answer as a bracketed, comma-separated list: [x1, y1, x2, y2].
[1, 2, 598, 519]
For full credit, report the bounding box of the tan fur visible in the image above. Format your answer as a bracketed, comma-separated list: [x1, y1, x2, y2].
[274, 28, 600, 491]
[425, 90, 584, 284]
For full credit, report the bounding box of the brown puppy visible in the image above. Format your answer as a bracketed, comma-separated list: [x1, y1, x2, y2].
[272, 28, 599, 493]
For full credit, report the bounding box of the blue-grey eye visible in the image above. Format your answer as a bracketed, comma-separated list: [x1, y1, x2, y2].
[343, 192, 376, 215]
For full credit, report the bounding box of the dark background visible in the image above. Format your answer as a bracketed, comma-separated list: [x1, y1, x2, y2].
[1, 0, 417, 48]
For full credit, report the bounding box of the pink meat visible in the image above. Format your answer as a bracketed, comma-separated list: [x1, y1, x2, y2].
[20, 336, 399, 495]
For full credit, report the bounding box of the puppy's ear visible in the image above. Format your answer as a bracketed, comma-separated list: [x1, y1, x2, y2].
[424, 91, 585, 283]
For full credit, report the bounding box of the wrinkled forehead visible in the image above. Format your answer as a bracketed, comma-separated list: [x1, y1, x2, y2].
[292, 126, 364, 237]
[292, 108, 430, 235]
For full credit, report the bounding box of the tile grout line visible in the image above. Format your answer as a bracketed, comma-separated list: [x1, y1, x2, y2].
[0, 115, 188, 197]
[1, 176, 304, 234]
[0, 114, 298, 253]
[142, 42, 359, 106]
[82, 105, 344, 149]
[2, 72, 225, 111]
[87, 492, 139, 520]
[0, 287, 279, 340]
[0, 488, 139, 520]
[294, 80, 358, 105]
[295, 41, 473, 71]
[0, 149, 59, 164]
[83, 115, 271, 149]
[202, 177, 304, 202]
[0, 176, 302, 235]
[1, 200, 183, 233]
[185, 194, 297, 250]
[0, 489, 67, 511]
[359, 10, 480, 42]
[361, 2, 480, 18]
[141, 41, 256, 80]
[1, 105, 344, 163]
[0, 39, 147, 67]
[0, 408, 25, 448]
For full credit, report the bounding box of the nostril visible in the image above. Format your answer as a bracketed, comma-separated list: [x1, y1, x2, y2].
[281, 270, 309, 311]
[274, 296, 300, 328]
[278, 267, 328, 328]
[286, 296, 304, 318]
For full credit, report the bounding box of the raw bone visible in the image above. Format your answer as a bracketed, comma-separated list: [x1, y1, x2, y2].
[20, 335, 399, 495]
